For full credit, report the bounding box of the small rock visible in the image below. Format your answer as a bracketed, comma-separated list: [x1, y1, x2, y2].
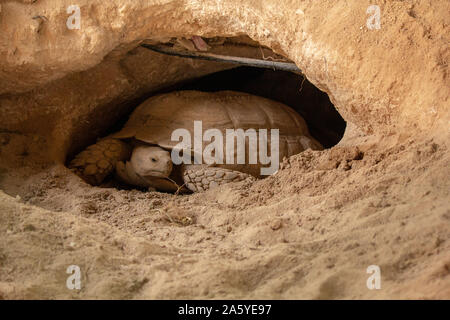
[270, 220, 282, 231]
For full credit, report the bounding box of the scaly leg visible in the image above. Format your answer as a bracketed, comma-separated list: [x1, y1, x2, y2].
[69, 138, 131, 185]
[182, 165, 255, 192]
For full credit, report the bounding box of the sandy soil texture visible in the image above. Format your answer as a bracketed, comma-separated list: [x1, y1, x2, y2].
[0, 131, 448, 299]
[0, 0, 449, 299]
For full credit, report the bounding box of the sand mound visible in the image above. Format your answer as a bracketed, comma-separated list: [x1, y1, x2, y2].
[0, 0, 448, 299]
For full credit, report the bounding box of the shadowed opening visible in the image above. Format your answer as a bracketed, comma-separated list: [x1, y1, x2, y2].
[67, 37, 346, 191]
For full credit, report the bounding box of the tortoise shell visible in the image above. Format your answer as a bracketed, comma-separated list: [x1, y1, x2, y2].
[112, 90, 322, 177]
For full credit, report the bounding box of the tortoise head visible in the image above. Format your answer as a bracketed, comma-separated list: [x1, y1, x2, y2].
[130, 145, 173, 178]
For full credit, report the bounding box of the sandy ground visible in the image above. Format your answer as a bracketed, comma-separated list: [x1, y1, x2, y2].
[0, 0, 448, 300]
[0, 129, 449, 299]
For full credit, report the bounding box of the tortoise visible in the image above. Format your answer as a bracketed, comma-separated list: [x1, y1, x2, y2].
[69, 90, 322, 192]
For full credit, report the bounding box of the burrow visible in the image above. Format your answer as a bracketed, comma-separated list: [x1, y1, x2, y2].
[61, 36, 346, 191]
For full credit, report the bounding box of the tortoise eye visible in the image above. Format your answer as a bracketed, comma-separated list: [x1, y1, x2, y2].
[151, 158, 157, 162]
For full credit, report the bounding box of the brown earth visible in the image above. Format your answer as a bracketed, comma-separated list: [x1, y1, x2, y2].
[0, 0, 449, 299]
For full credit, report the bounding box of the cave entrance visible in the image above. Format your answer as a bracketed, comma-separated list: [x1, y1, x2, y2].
[68, 36, 346, 192]
[169, 66, 345, 149]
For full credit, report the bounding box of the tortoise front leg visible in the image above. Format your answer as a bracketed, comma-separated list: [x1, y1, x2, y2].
[69, 138, 131, 185]
[181, 165, 256, 192]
